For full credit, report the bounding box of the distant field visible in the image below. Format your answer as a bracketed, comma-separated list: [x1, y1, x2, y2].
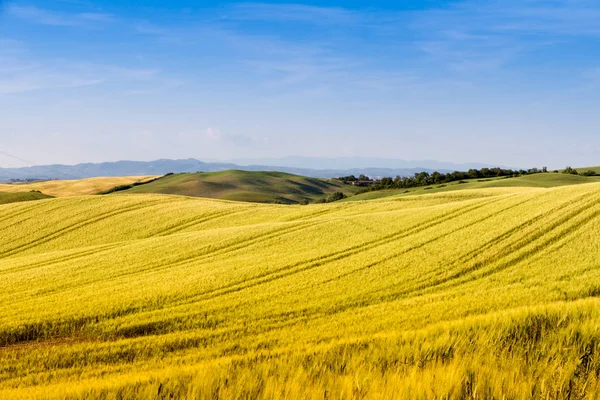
[346, 172, 600, 201]
[0, 191, 52, 205]
[2, 171, 595, 204]
[3, 182, 600, 398]
[574, 166, 600, 174]
[0, 176, 157, 197]
[121, 170, 358, 204]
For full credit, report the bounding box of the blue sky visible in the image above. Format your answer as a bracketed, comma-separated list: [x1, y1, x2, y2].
[1, 0, 599, 168]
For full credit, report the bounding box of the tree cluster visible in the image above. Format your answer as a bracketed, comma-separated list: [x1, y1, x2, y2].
[316, 192, 347, 203]
[563, 166, 597, 176]
[337, 175, 370, 182]
[338, 167, 548, 193]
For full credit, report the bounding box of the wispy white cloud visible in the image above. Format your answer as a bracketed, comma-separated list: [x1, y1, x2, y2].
[0, 55, 161, 94]
[5, 1, 600, 98]
[79, 12, 114, 22]
[205, 127, 221, 140]
[129, 15, 353, 90]
[99, 64, 160, 80]
[414, 0, 600, 37]
[408, 0, 600, 73]
[528, 65, 600, 108]
[0, 38, 27, 57]
[121, 77, 184, 96]
[88, 0, 600, 94]
[5, 4, 114, 27]
[0, 74, 101, 94]
[135, 22, 171, 36]
[417, 36, 521, 73]
[244, 57, 352, 85]
[205, 127, 255, 147]
[223, 3, 361, 26]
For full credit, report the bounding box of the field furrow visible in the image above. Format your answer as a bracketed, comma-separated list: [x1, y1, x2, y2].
[3, 184, 600, 398]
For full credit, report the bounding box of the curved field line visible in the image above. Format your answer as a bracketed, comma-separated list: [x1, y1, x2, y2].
[153, 208, 254, 237]
[168, 195, 512, 307]
[152, 209, 239, 237]
[0, 198, 135, 249]
[0, 199, 181, 259]
[317, 193, 545, 285]
[159, 220, 327, 269]
[367, 192, 600, 304]
[251, 198, 600, 325]
[0, 242, 128, 276]
[0, 203, 145, 258]
[286, 205, 348, 221]
[1, 220, 332, 315]
[2, 219, 327, 310]
[344, 190, 599, 300]
[395, 191, 600, 288]
[0, 201, 55, 225]
[69, 220, 331, 294]
[184, 191, 597, 319]
[0, 198, 85, 229]
[458, 200, 600, 283]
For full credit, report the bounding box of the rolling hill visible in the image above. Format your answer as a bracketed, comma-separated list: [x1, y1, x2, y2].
[0, 176, 157, 197]
[120, 170, 357, 204]
[0, 191, 52, 205]
[574, 166, 600, 174]
[345, 172, 600, 201]
[2, 182, 600, 398]
[0, 157, 494, 181]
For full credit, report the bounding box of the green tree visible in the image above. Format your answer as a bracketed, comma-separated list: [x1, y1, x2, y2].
[325, 192, 346, 203]
[380, 177, 393, 187]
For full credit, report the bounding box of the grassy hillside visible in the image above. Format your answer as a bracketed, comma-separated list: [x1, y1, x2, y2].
[121, 170, 356, 204]
[0, 176, 157, 197]
[346, 171, 600, 201]
[574, 166, 600, 174]
[0, 191, 52, 205]
[2, 183, 600, 398]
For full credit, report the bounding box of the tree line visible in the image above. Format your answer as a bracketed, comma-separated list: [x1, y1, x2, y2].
[337, 166, 597, 194]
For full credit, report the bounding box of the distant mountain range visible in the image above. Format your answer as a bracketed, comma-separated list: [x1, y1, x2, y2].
[221, 156, 505, 171]
[0, 158, 507, 182]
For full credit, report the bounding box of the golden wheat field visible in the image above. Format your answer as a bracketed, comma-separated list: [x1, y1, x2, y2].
[0, 176, 157, 197]
[2, 183, 600, 399]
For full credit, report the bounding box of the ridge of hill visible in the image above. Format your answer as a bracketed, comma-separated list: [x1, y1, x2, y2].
[0, 158, 484, 181]
[120, 170, 357, 204]
[0, 176, 157, 197]
[2, 183, 600, 398]
[0, 191, 52, 205]
[1, 169, 599, 206]
[345, 171, 600, 201]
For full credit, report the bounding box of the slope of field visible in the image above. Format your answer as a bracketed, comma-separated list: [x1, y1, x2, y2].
[0, 176, 157, 197]
[346, 172, 600, 201]
[121, 170, 356, 204]
[574, 166, 600, 174]
[2, 184, 600, 398]
[0, 191, 52, 205]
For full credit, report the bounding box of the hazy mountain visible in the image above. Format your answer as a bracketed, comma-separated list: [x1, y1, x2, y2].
[0, 158, 507, 182]
[222, 157, 507, 171]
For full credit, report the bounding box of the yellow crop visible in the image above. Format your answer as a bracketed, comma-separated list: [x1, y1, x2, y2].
[0, 176, 157, 197]
[2, 184, 600, 398]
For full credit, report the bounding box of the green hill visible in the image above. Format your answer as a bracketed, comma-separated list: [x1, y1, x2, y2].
[0, 191, 52, 205]
[346, 171, 600, 201]
[574, 166, 600, 174]
[120, 170, 356, 204]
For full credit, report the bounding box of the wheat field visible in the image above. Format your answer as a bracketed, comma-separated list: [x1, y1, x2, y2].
[2, 184, 600, 399]
[0, 176, 157, 197]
